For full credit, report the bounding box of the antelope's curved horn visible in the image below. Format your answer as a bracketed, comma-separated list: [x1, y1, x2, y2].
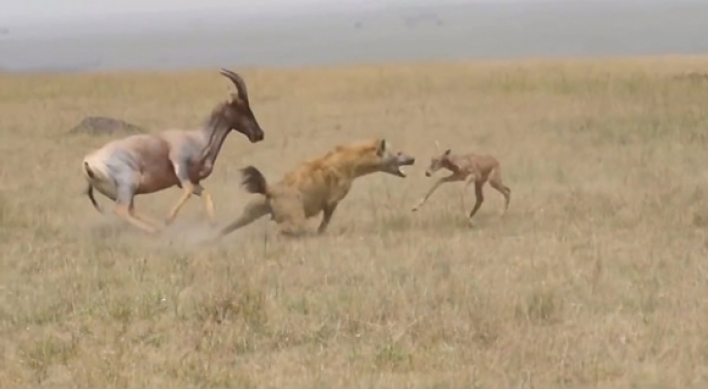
[220, 68, 249, 103]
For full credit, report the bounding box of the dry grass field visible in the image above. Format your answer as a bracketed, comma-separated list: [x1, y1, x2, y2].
[1, 56, 708, 389]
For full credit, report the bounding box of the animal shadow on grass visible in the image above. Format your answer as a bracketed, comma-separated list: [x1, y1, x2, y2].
[377, 208, 487, 234]
[88, 219, 148, 241]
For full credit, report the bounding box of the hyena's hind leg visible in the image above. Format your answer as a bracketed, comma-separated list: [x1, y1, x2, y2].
[218, 196, 272, 238]
[271, 191, 308, 237]
[488, 166, 511, 216]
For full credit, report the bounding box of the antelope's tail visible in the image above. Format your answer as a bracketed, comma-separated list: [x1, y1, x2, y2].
[82, 161, 102, 213]
[85, 183, 102, 213]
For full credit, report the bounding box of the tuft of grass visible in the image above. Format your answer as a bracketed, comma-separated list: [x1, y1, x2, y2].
[21, 333, 79, 384]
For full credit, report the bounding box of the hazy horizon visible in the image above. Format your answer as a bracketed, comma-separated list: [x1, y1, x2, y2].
[1, 0, 706, 73]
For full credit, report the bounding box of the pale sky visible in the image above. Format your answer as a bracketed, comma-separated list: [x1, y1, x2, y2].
[0, 0, 674, 29]
[0, 0, 699, 72]
[0, 0, 378, 26]
[0, 0, 333, 19]
[0, 0, 397, 19]
[0, 0, 559, 26]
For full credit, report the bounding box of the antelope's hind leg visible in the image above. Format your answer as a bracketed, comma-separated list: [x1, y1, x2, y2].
[113, 183, 161, 234]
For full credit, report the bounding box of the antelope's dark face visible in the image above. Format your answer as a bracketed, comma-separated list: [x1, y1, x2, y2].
[222, 96, 264, 143]
[219, 69, 265, 143]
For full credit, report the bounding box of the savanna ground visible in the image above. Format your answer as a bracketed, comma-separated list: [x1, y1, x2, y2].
[1, 56, 708, 389]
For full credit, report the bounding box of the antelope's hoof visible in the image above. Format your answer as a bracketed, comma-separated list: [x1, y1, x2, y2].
[144, 226, 161, 235]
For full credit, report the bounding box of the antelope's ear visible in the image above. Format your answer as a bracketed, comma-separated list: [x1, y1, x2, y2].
[444, 149, 451, 156]
[376, 139, 388, 156]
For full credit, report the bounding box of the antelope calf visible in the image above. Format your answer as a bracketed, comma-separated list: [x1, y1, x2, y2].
[411, 147, 511, 220]
[82, 69, 265, 234]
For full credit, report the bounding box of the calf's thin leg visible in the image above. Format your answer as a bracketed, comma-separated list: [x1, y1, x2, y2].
[412, 175, 462, 212]
[488, 167, 511, 216]
[468, 181, 485, 219]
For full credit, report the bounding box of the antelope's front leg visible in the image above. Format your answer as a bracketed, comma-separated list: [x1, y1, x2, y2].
[411, 175, 459, 212]
[165, 161, 199, 225]
[192, 184, 216, 225]
[165, 180, 195, 225]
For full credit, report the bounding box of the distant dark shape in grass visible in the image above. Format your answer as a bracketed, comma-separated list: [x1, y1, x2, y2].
[68, 116, 146, 136]
[673, 72, 708, 83]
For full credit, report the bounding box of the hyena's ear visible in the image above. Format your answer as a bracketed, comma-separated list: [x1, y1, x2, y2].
[376, 139, 388, 156]
[444, 149, 451, 156]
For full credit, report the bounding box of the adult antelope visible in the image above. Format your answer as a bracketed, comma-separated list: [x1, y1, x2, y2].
[82, 68, 265, 234]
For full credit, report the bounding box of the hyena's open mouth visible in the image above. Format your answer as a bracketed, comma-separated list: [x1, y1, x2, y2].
[391, 153, 416, 178]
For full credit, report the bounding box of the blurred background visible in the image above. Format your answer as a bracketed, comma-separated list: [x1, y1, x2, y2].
[0, 0, 706, 72]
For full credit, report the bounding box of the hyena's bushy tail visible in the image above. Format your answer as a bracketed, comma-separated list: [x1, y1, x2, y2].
[240, 165, 271, 197]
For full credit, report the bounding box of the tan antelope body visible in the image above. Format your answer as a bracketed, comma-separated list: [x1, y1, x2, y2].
[412, 147, 511, 220]
[82, 69, 265, 233]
